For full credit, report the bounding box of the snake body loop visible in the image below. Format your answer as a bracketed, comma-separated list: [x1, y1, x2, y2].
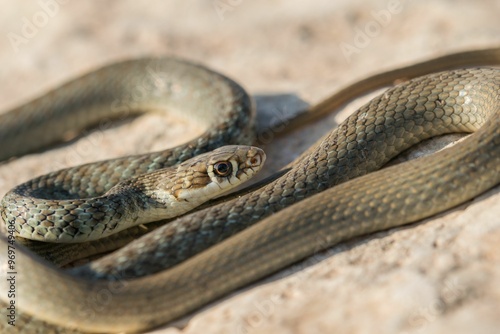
[1, 48, 500, 333]
[0, 57, 255, 170]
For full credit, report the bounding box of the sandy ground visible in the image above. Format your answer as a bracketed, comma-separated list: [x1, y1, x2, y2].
[0, 1, 499, 333]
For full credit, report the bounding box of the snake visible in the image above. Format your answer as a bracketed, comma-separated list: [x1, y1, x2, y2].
[0, 47, 500, 333]
[1, 145, 265, 243]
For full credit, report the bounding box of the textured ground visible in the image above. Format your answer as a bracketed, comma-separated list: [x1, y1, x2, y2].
[0, 1, 499, 333]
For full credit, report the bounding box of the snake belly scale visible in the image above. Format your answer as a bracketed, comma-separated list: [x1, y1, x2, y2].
[0, 49, 500, 333]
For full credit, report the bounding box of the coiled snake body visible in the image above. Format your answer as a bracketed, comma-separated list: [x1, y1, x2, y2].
[1, 48, 500, 333]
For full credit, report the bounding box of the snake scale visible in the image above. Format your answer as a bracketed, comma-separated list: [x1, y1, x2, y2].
[1, 48, 500, 333]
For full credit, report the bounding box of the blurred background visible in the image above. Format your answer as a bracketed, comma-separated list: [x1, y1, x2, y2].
[0, 1, 499, 333]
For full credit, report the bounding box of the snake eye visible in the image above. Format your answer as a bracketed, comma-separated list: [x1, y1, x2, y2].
[213, 161, 232, 177]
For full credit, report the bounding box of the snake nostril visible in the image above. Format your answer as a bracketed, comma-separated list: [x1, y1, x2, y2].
[249, 156, 260, 166]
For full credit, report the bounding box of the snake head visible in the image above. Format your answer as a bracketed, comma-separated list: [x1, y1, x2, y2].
[171, 145, 266, 202]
